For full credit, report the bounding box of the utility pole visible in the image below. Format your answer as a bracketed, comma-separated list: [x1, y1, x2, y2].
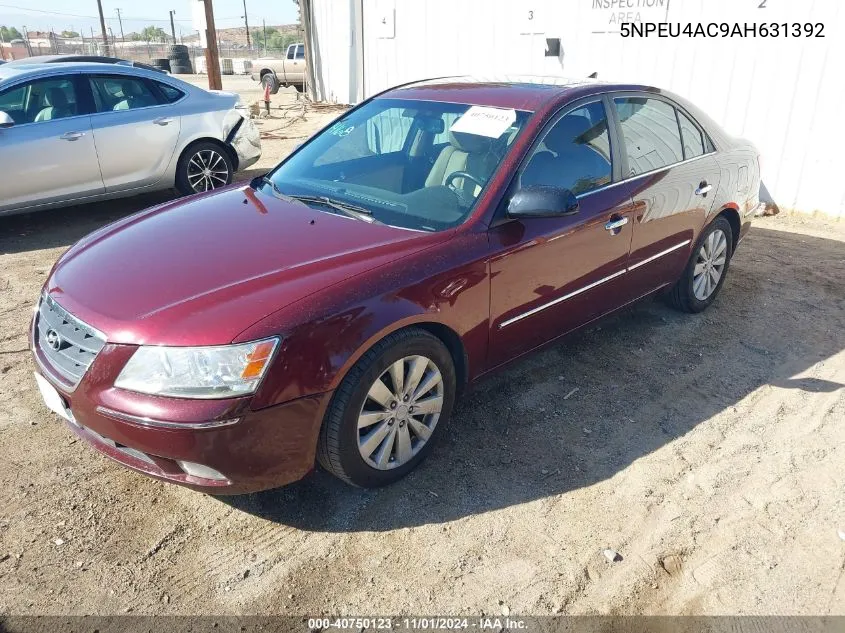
[169, 11, 177, 44]
[115, 8, 125, 42]
[203, 0, 222, 90]
[22, 25, 33, 56]
[95, 0, 110, 56]
[242, 0, 251, 49]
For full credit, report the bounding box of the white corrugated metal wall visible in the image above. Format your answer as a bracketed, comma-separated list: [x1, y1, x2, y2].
[309, 0, 845, 217]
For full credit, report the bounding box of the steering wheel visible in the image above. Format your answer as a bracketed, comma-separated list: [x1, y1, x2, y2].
[445, 171, 486, 207]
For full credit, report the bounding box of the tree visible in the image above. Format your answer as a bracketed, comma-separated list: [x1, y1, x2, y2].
[139, 25, 168, 42]
[60, 30, 79, 38]
[0, 26, 23, 41]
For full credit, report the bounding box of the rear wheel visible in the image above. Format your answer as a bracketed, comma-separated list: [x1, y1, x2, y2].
[175, 142, 233, 195]
[317, 328, 457, 487]
[668, 216, 733, 313]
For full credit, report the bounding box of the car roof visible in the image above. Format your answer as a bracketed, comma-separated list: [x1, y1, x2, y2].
[0, 61, 187, 87]
[381, 75, 654, 111]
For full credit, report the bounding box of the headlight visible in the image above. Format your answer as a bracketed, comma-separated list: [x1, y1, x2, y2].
[114, 338, 279, 399]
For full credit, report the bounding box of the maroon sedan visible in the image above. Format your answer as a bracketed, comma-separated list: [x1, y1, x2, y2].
[31, 77, 762, 493]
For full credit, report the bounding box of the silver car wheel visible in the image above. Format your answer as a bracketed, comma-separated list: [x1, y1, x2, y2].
[186, 149, 229, 193]
[357, 355, 444, 470]
[693, 228, 728, 301]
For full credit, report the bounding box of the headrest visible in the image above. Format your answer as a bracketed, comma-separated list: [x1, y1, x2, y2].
[449, 131, 493, 154]
[544, 115, 591, 154]
[123, 80, 143, 97]
[45, 87, 68, 108]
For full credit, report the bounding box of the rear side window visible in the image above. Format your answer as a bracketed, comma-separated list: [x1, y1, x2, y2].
[89, 75, 162, 112]
[614, 97, 683, 176]
[677, 109, 705, 159]
[153, 81, 184, 103]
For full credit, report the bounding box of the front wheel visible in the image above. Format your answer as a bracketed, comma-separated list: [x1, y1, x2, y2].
[175, 142, 234, 195]
[317, 328, 457, 487]
[668, 216, 734, 313]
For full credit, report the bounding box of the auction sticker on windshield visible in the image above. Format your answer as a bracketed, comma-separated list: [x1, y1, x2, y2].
[450, 106, 517, 138]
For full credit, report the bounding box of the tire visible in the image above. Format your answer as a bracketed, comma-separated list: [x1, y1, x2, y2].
[261, 72, 280, 95]
[151, 58, 171, 72]
[668, 216, 734, 313]
[174, 141, 234, 195]
[168, 44, 189, 56]
[169, 62, 193, 75]
[317, 328, 457, 488]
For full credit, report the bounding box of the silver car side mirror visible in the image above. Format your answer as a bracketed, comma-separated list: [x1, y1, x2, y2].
[0, 111, 14, 128]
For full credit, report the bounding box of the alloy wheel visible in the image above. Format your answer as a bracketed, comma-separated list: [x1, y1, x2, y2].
[186, 149, 229, 193]
[357, 355, 444, 470]
[693, 228, 728, 301]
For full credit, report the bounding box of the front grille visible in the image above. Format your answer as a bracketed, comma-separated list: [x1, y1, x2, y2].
[35, 294, 106, 389]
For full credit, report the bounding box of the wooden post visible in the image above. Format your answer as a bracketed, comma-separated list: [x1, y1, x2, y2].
[203, 0, 223, 90]
[96, 0, 111, 57]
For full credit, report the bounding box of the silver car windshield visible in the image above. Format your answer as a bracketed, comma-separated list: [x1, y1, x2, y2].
[266, 98, 531, 232]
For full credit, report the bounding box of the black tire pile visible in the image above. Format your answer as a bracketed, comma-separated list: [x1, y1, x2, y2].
[168, 45, 193, 74]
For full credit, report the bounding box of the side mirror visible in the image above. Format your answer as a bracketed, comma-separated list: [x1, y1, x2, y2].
[507, 185, 579, 218]
[0, 111, 14, 129]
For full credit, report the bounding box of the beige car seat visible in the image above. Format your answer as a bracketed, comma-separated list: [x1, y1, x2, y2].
[425, 131, 498, 199]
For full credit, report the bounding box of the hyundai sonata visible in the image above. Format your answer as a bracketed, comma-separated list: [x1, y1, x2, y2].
[30, 76, 762, 492]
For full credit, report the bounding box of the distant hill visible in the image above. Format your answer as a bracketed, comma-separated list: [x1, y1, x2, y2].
[182, 24, 300, 46]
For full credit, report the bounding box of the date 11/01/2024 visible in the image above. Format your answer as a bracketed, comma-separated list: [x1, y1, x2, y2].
[306, 617, 528, 630]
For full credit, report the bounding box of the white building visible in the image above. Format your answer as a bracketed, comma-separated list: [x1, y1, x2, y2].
[302, 0, 844, 217]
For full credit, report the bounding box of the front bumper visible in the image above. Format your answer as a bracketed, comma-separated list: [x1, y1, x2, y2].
[225, 111, 262, 172]
[33, 333, 330, 495]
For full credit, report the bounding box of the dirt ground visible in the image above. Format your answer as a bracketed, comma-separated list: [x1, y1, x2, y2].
[1, 76, 844, 617]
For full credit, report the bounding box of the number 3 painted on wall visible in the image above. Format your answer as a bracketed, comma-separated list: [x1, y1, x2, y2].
[528, 10, 534, 20]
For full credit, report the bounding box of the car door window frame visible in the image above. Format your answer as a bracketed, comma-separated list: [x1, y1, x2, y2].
[609, 91, 717, 180]
[491, 94, 624, 225]
[86, 73, 169, 115]
[0, 73, 91, 128]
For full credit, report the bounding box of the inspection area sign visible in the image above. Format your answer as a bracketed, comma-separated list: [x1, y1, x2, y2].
[590, 0, 671, 32]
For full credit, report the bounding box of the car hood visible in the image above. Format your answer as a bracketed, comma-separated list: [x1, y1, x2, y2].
[47, 185, 449, 346]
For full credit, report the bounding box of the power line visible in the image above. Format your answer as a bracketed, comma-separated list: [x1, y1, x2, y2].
[0, 4, 246, 23]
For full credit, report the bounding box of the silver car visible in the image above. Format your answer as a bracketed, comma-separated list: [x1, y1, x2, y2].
[0, 62, 261, 216]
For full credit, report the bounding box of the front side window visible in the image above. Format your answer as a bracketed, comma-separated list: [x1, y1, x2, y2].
[266, 98, 530, 231]
[521, 101, 612, 195]
[614, 97, 683, 176]
[89, 75, 161, 112]
[677, 109, 705, 159]
[295, 44, 305, 59]
[0, 77, 77, 124]
[286, 46, 295, 60]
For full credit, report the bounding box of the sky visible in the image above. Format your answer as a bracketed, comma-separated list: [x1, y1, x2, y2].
[0, 0, 299, 37]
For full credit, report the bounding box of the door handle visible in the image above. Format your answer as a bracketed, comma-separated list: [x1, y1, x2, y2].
[605, 216, 629, 233]
[153, 117, 173, 126]
[695, 183, 713, 196]
[60, 131, 85, 141]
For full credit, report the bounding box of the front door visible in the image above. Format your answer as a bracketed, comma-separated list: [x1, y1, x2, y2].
[0, 74, 103, 213]
[488, 99, 634, 368]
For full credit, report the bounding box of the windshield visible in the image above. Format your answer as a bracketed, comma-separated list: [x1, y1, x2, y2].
[264, 98, 531, 231]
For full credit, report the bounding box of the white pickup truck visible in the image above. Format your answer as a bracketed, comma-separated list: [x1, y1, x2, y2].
[252, 43, 306, 94]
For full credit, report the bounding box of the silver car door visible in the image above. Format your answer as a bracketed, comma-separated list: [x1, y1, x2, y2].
[0, 74, 104, 213]
[86, 73, 181, 192]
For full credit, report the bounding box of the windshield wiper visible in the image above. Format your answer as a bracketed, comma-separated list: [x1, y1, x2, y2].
[287, 194, 381, 224]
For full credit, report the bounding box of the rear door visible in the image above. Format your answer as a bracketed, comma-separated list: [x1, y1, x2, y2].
[0, 74, 103, 212]
[85, 73, 182, 192]
[612, 94, 721, 297]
